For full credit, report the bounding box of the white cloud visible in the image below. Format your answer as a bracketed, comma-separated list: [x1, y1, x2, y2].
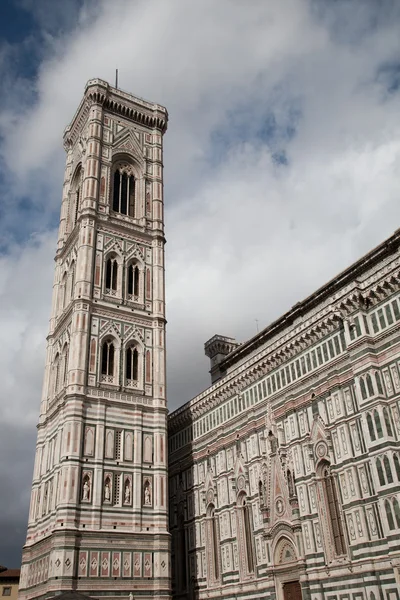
[1, 0, 400, 565]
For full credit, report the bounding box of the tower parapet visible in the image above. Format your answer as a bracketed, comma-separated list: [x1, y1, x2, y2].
[204, 334, 240, 384]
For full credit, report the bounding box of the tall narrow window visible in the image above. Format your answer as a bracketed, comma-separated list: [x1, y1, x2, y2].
[101, 341, 115, 378]
[53, 353, 60, 396]
[360, 377, 367, 400]
[113, 168, 135, 216]
[385, 499, 395, 530]
[394, 454, 400, 480]
[366, 373, 374, 396]
[374, 410, 383, 438]
[383, 456, 393, 483]
[383, 407, 393, 436]
[376, 458, 385, 485]
[105, 257, 118, 294]
[126, 346, 139, 382]
[206, 505, 219, 583]
[74, 187, 80, 226]
[367, 413, 376, 441]
[127, 264, 140, 298]
[322, 465, 346, 555]
[375, 371, 384, 395]
[243, 500, 254, 572]
[393, 498, 400, 528]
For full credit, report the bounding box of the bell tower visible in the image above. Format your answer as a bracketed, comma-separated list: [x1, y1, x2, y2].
[19, 79, 170, 599]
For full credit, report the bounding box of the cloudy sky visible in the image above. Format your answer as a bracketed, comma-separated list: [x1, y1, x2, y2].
[1, 0, 400, 568]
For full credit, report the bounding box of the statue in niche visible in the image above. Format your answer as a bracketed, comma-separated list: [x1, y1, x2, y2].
[124, 480, 131, 504]
[144, 481, 151, 505]
[268, 431, 278, 454]
[82, 477, 90, 501]
[104, 479, 111, 502]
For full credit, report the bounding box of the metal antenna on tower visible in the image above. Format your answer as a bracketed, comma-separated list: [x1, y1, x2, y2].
[255, 319, 259, 333]
[115, 68, 119, 89]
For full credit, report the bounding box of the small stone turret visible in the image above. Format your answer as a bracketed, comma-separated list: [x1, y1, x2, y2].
[204, 334, 240, 384]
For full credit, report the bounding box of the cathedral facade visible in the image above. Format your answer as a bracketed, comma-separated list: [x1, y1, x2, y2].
[19, 80, 170, 599]
[169, 231, 400, 600]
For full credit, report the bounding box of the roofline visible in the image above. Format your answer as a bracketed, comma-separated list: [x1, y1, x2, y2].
[169, 227, 400, 420]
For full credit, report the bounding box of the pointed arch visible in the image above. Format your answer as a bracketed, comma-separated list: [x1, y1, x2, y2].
[385, 499, 395, 530]
[112, 162, 136, 217]
[367, 413, 376, 441]
[376, 458, 385, 485]
[394, 454, 400, 481]
[105, 253, 119, 294]
[101, 338, 116, 382]
[206, 503, 220, 584]
[383, 455, 393, 483]
[383, 407, 393, 436]
[68, 163, 82, 232]
[374, 409, 383, 438]
[126, 259, 142, 299]
[319, 461, 346, 556]
[237, 492, 254, 575]
[359, 377, 367, 400]
[366, 373, 374, 396]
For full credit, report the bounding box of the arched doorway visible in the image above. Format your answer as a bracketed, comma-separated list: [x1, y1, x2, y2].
[273, 536, 302, 600]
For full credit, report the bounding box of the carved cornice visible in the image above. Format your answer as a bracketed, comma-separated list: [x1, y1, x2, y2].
[169, 234, 400, 433]
[63, 79, 168, 150]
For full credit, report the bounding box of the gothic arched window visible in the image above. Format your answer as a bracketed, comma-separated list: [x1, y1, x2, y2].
[366, 373, 374, 396]
[322, 464, 346, 555]
[360, 377, 367, 400]
[113, 167, 135, 217]
[383, 456, 393, 483]
[367, 413, 376, 441]
[53, 353, 60, 396]
[375, 371, 384, 395]
[105, 256, 118, 294]
[374, 410, 383, 438]
[394, 454, 400, 481]
[101, 340, 115, 378]
[393, 498, 400, 528]
[385, 499, 395, 530]
[126, 346, 139, 383]
[243, 499, 254, 572]
[206, 504, 219, 583]
[376, 458, 385, 485]
[127, 263, 140, 298]
[383, 407, 393, 436]
[68, 165, 82, 232]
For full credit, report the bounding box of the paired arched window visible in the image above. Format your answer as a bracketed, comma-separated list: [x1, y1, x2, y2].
[113, 167, 135, 217]
[105, 256, 118, 294]
[376, 455, 393, 486]
[385, 498, 400, 530]
[367, 409, 383, 441]
[127, 263, 140, 298]
[359, 372, 376, 400]
[126, 346, 139, 383]
[101, 340, 115, 378]
[321, 463, 346, 555]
